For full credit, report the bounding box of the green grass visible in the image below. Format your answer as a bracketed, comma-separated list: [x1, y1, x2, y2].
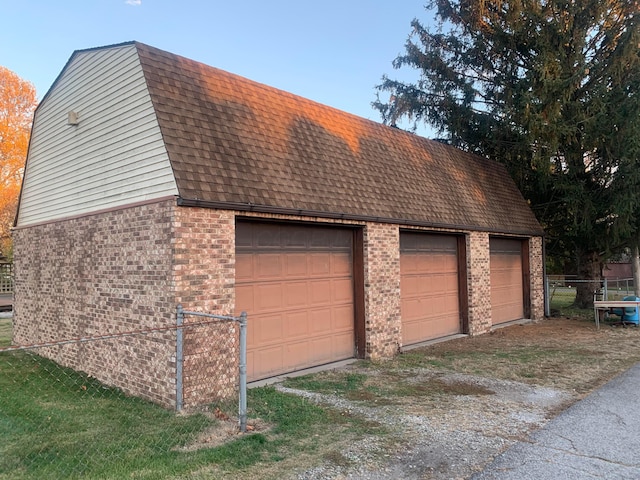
[0, 349, 383, 479]
[1, 352, 213, 479]
[549, 291, 596, 320]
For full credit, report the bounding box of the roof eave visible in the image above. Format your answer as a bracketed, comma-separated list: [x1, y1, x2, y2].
[176, 197, 545, 237]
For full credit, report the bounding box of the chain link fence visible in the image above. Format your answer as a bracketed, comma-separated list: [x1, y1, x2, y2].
[0, 308, 248, 479]
[546, 275, 637, 315]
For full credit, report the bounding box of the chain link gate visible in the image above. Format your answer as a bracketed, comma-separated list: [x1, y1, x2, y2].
[176, 305, 248, 432]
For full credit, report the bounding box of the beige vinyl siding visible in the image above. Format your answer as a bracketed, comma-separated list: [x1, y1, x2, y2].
[17, 44, 178, 226]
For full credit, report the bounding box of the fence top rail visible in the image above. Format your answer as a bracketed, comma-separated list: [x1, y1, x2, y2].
[547, 275, 635, 281]
[0, 316, 234, 353]
[177, 305, 246, 324]
[548, 278, 606, 283]
[179, 310, 241, 322]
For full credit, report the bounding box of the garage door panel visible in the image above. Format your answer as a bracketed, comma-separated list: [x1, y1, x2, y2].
[422, 254, 444, 271]
[310, 253, 331, 275]
[332, 304, 355, 330]
[308, 229, 331, 248]
[403, 320, 423, 343]
[309, 337, 333, 363]
[255, 346, 284, 377]
[405, 272, 453, 297]
[405, 314, 459, 342]
[286, 310, 310, 338]
[331, 231, 352, 249]
[400, 233, 461, 345]
[284, 229, 309, 248]
[309, 307, 333, 334]
[400, 254, 420, 273]
[254, 314, 284, 343]
[444, 292, 459, 310]
[309, 279, 332, 305]
[285, 282, 308, 307]
[256, 254, 283, 279]
[284, 253, 309, 276]
[254, 283, 283, 311]
[246, 350, 255, 379]
[402, 275, 421, 296]
[286, 341, 311, 368]
[332, 278, 354, 302]
[403, 298, 423, 321]
[332, 331, 355, 356]
[255, 224, 282, 248]
[235, 284, 254, 311]
[490, 239, 524, 324]
[438, 273, 459, 294]
[332, 252, 352, 275]
[430, 316, 460, 338]
[235, 255, 254, 280]
[237, 222, 355, 381]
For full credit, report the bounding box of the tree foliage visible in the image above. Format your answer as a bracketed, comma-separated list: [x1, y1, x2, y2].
[0, 66, 37, 258]
[375, 0, 640, 306]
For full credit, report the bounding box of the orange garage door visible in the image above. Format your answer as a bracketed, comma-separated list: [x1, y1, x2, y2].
[236, 222, 355, 381]
[400, 232, 461, 345]
[490, 238, 524, 324]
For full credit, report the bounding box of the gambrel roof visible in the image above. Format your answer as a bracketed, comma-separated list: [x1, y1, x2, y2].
[18, 42, 542, 235]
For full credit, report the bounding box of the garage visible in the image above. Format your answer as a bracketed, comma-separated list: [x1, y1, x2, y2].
[490, 238, 525, 324]
[235, 221, 356, 381]
[400, 232, 463, 345]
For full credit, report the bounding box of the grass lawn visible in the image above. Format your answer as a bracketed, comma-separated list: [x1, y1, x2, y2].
[0, 319, 384, 480]
[3, 310, 640, 479]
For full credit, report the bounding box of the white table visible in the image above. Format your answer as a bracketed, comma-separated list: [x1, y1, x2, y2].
[593, 300, 640, 329]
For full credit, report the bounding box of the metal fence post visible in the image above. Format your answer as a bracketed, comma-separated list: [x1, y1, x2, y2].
[238, 311, 247, 433]
[603, 278, 608, 301]
[176, 304, 184, 412]
[544, 275, 550, 317]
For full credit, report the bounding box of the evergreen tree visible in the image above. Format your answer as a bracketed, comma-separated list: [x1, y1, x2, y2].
[376, 0, 640, 307]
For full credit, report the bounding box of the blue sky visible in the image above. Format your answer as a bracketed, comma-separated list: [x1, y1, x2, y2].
[1, 0, 432, 134]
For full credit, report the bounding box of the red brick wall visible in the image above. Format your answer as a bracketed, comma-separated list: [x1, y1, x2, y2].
[529, 236, 545, 321]
[466, 232, 492, 335]
[362, 223, 401, 358]
[13, 202, 544, 408]
[173, 207, 238, 407]
[13, 199, 179, 407]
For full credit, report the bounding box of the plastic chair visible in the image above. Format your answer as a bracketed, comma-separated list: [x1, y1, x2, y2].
[611, 296, 640, 325]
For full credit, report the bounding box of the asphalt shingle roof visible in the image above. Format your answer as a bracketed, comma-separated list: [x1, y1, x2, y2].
[135, 42, 543, 236]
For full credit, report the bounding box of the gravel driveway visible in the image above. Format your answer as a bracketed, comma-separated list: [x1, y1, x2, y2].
[283, 370, 572, 480]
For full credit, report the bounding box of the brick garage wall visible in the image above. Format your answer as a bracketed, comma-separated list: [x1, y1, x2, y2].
[12, 201, 543, 409]
[12, 199, 179, 407]
[362, 222, 401, 358]
[173, 207, 238, 407]
[466, 231, 492, 335]
[529, 236, 544, 320]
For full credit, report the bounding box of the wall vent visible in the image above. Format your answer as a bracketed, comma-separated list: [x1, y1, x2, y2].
[68, 111, 80, 125]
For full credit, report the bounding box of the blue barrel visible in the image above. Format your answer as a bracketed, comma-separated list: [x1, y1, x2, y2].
[612, 296, 640, 324]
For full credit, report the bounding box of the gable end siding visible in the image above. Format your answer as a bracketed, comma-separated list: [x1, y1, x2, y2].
[17, 44, 178, 227]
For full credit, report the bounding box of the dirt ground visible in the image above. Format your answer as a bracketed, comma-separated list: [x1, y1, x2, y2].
[249, 316, 640, 480]
[6, 313, 640, 479]
[416, 315, 640, 394]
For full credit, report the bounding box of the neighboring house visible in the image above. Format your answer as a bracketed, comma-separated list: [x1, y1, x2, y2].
[13, 42, 544, 408]
[603, 262, 632, 281]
